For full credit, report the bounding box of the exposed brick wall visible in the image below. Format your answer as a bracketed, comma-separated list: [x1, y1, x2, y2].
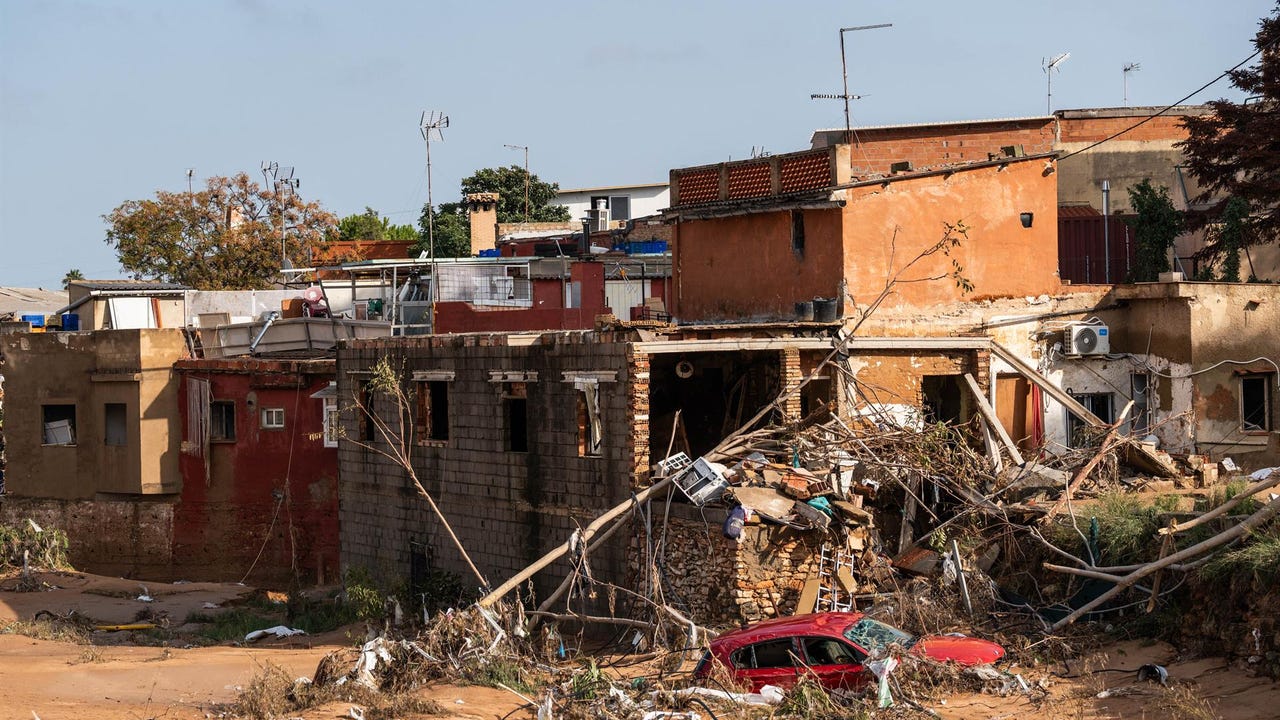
[838, 120, 1055, 176]
[337, 332, 638, 599]
[0, 497, 175, 579]
[1057, 114, 1192, 144]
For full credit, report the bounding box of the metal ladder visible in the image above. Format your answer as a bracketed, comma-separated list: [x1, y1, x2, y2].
[813, 543, 856, 613]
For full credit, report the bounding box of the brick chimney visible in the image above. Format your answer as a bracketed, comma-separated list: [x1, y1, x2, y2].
[466, 192, 499, 256]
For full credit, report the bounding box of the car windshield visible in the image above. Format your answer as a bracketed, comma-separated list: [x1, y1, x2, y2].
[842, 617, 916, 652]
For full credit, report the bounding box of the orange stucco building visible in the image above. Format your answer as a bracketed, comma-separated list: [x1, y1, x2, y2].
[668, 147, 1062, 322]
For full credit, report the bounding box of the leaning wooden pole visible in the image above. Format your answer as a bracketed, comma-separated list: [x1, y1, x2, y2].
[478, 476, 675, 607]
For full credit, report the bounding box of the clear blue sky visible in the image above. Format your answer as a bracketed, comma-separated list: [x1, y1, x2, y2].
[1, 0, 1272, 289]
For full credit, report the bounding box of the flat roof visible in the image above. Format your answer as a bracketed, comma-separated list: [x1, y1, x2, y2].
[557, 182, 669, 194]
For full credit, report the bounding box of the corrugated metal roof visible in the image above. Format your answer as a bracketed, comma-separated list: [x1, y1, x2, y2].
[69, 279, 189, 291]
[0, 286, 67, 315]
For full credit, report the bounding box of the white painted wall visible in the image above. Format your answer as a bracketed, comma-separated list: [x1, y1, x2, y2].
[554, 184, 670, 222]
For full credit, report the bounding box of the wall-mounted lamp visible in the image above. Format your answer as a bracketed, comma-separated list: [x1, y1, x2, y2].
[1020, 212, 1034, 228]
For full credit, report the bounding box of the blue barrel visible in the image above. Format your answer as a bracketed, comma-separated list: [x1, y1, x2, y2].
[61, 313, 80, 331]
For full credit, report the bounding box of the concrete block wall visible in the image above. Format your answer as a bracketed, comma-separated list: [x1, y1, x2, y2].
[337, 332, 638, 600]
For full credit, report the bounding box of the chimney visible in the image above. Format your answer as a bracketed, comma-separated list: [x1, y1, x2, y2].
[466, 192, 499, 256]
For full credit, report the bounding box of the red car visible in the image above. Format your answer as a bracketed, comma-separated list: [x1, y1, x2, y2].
[694, 612, 1004, 691]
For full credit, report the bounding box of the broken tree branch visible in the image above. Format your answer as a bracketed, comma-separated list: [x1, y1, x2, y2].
[1048, 493, 1280, 631]
[1158, 471, 1280, 536]
[1041, 400, 1134, 523]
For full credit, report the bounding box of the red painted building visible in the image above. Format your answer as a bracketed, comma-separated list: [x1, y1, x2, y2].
[173, 356, 339, 585]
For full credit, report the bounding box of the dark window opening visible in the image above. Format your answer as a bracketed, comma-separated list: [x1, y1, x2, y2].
[415, 380, 450, 444]
[791, 210, 805, 254]
[504, 382, 528, 452]
[1067, 392, 1114, 448]
[1130, 373, 1151, 435]
[41, 404, 76, 445]
[1242, 374, 1272, 432]
[922, 375, 965, 425]
[609, 195, 631, 221]
[210, 400, 236, 442]
[104, 403, 127, 447]
[361, 384, 376, 442]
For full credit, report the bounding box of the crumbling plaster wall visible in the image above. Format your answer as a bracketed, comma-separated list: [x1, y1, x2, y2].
[337, 332, 644, 600]
[843, 351, 982, 428]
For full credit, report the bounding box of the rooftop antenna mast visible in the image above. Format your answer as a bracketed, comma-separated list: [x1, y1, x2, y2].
[810, 22, 891, 170]
[1123, 62, 1141, 106]
[1044, 52, 1070, 114]
[504, 144, 530, 223]
[420, 111, 449, 302]
[260, 161, 299, 270]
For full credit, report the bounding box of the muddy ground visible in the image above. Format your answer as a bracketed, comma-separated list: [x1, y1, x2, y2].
[1, 571, 1278, 719]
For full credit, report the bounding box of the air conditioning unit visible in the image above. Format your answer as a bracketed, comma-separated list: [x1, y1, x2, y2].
[1065, 322, 1110, 356]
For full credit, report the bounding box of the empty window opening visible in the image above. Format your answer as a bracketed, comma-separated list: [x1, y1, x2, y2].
[210, 400, 236, 442]
[415, 380, 450, 444]
[1242, 374, 1273, 432]
[41, 404, 77, 445]
[504, 382, 529, 452]
[921, 375, 965, 425]
[104, 403, 127, 447]
[576, 380, 602, 456]
[609, 195, 631, 222]
[1130, 373, 1152, 435]
[261, 407, 285, 429]
[1067, 392, 1114, 448]
[791, 210, 805, 254]
[323, 399, 339, 448]
[360, 384, 376, 442]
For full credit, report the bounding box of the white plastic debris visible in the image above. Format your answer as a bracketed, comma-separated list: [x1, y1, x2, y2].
[867, 656, 899, 709]
[202, 602, 220, 609]
[666, 684, 784, 706]
[1222, 457, 1239, 472]
[352, 637, 394, 688]
[1250, 467, 1277, 480]
[347, 707, 364, 720]
[27, 519, 43, 533]
[244, 626, 307, 642]
[1137, 664, 1169, 685]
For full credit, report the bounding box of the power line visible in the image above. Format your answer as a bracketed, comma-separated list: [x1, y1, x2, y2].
[1059, 37, 1278, 163]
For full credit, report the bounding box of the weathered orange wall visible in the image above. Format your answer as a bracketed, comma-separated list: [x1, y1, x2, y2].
[841, 160, 1061, 311]
[674, 208, 844, 321]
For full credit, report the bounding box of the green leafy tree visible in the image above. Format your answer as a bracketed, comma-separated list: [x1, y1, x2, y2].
[412, 165, 571, 258]
[1179, 4, 1280, 256]
[1215, 197, 1251, 282]
[61, 269, 84, 289]
[1125, 180, 1184, 282]
[334, 207, 417, 242]
[104, 173, 337, 290]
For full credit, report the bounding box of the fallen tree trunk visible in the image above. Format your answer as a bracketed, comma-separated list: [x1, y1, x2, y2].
[1048, 493, 1280, 631]
[1158, 471, 1280, 537]
[478, 476, 675, 607]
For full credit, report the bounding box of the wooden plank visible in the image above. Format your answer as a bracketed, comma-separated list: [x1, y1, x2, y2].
[961, 373, 1026, 466]
[796, 574, 821, 615]
[990, 341, 1105, 428]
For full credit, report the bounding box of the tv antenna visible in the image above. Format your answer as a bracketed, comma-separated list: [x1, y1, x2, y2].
[504, 143, 530, 223]
[1123, 62, 1141, 106]
[810, 23, 891, 170]
[1043, 52, 1070, 114]
[185, 168, 195, 195]
[261, 162, 299, 269]
[419, 111, 449, 299]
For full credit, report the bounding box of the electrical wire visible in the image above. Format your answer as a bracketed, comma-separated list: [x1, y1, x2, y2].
[1059, 35, 1280, 163]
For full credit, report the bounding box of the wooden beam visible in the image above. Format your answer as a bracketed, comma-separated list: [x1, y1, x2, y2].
[961, 373, 1025, 466]
[990, 342, 1105, 428]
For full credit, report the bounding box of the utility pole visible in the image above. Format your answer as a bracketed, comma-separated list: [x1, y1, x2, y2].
[810, 23, 891, 171]
[505, 144, 530, 223]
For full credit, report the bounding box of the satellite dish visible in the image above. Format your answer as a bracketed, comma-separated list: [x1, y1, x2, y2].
[675, 360, 695, 379]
